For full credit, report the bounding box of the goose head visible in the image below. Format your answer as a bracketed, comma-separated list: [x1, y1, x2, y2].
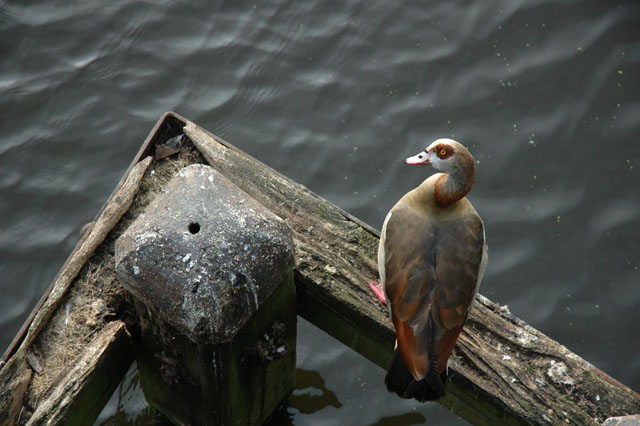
[405, 138, 474, 177]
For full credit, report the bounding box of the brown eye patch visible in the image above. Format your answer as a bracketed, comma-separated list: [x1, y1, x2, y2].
[434, 144, 454, 159]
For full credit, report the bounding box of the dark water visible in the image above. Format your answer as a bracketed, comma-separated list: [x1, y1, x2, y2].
[2, 0, 639, 424]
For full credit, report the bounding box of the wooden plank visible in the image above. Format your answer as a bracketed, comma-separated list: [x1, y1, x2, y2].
[184, 118, 640, 426]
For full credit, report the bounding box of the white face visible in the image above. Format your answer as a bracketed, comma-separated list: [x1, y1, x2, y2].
[405, 138, 457, 173]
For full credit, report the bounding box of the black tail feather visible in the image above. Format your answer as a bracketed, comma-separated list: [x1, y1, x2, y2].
[384, 350, 415, 396]
[384, 349, 446, 402]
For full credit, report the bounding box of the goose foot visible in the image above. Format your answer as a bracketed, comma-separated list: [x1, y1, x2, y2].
[368, 282, 387, 305]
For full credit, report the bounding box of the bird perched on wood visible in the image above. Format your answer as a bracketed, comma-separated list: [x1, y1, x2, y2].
[369, 138, 487, 402]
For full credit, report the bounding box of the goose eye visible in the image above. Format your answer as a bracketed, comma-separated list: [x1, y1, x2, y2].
[439, 149, 447, 157]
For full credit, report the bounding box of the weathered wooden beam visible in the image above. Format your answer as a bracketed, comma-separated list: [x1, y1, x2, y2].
[0, 157, 151, 426]
[184, 117, 640, 425]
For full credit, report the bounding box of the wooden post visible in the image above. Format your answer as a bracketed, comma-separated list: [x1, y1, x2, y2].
[115, 164, 296, 426]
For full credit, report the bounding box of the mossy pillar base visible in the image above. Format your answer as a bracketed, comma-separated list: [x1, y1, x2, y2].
[135, 272, 296, 426]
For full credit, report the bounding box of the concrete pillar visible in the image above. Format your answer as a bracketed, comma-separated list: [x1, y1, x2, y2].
[115, 164, 296, 426]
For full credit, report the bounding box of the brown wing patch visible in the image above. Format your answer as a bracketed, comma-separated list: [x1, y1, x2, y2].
[394, 319, 428, 379]
[433, 324, 464, 372]
[439, 305, 461, 329]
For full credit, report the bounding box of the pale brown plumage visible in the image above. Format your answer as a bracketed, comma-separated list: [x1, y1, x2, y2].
[375, 139, 487, 401]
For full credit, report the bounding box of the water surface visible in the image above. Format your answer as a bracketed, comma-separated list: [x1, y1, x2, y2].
[1, 1, 639, 424]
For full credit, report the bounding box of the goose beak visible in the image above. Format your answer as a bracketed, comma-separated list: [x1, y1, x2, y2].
[405, 151, 431, 166]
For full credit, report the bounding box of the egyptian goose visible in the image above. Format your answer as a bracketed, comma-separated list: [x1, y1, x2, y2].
[369, 138, 487, 401]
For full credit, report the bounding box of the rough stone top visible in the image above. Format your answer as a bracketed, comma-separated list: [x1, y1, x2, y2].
[115, 164, 294, 344]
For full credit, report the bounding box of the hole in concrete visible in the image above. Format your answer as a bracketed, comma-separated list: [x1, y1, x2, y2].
[188, 222, 200, 234]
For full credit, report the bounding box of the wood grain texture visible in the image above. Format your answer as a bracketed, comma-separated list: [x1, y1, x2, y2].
[185, 118, 640, 426]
